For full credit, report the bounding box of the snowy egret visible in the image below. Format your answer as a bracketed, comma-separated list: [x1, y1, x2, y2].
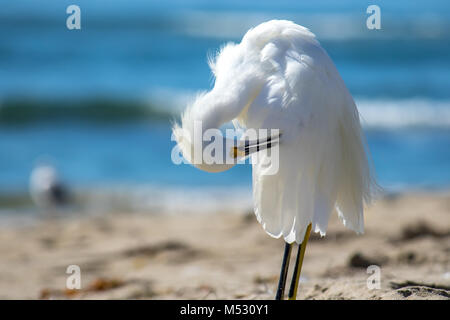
[173, 20, 376, 300]
[30, 162, 69, 212]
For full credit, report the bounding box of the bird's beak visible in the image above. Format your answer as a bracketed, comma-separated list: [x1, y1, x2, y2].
[231, 132, 282, 158]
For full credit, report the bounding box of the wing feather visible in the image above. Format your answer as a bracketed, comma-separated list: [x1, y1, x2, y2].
[243, 20, 376, 243]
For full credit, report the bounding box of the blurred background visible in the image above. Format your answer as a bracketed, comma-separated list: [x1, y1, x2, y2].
[1, 0, 449, 218]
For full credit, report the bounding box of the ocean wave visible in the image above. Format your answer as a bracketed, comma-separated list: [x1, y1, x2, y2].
[1, 95, 449, 130]
[0, 97, 172, 124]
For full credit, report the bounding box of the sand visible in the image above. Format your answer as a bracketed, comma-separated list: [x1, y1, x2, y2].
[0, 192, 449, 300]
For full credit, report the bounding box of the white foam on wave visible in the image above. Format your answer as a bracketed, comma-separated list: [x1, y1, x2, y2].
[150, 87, 450, 130]
[357, 98, 450, 129]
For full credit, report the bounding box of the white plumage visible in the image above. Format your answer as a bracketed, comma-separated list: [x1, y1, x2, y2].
[173, 20, 376, 244]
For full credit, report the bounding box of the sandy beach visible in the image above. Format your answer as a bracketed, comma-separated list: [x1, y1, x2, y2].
[0, 192, 449, 300]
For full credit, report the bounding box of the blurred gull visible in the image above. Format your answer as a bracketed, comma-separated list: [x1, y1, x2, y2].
[29, 162, 69, 213]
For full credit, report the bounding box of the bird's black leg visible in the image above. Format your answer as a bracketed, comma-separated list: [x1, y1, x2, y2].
[275, 242, 292, 300]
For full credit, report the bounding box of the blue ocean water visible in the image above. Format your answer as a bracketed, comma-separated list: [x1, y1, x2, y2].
[0, 1, 449, 199]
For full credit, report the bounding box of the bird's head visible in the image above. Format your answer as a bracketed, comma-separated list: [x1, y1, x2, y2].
[172, 95, 281, 174]
[172, 92, 240, 173]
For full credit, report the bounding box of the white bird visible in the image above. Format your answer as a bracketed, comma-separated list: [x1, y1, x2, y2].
[30, 163, 69, 213]
[173, 20, 376, 299]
